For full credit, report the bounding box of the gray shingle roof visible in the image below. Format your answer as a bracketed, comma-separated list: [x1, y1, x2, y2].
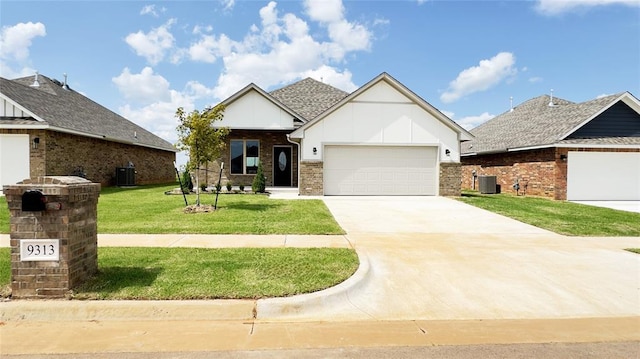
[1, 75, 176, 152]
[462, 93, 637, 154]
[269, 77, 349, 121]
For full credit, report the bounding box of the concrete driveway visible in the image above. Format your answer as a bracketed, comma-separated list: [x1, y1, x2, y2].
[258, 196, 640, 321]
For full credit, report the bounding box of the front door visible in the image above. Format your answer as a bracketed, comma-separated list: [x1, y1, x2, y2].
[273, 146, 292, 187]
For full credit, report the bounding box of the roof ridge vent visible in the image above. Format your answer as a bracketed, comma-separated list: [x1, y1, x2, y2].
[30, 71, 40, 87]
[62, 73, 69, 90]
[548, 89, 555, 107]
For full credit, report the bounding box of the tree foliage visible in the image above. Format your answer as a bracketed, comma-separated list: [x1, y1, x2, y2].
[176, 105, 229, 205]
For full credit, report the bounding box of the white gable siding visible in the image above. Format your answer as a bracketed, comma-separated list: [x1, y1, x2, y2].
[1, 97, 29, 117]
[220, 90, 296, 130]
[301, 81, 461, 161]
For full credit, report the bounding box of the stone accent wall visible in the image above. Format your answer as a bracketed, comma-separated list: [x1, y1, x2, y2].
[203, 129, 299, 188]
[439, 162, 461, 196]
[299, 161, 323, 195]
[461, 147, 640, 200]
[3, 176, 100, 299]
[0, 129, 176, 186]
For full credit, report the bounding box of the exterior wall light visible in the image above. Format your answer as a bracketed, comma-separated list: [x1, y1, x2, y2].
[445, 149, 450, 156]
[560, 154, 567, 161]
[313, 147, 317, 155]
[32, 137, 40, 149]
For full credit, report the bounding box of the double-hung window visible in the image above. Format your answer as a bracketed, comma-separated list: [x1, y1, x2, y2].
[230, 140, 259, 174]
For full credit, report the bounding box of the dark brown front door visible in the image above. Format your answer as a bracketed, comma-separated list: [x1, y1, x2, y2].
[273, 146, 292, 187]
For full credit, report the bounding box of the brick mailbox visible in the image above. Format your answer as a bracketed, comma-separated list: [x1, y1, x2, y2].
[3, 176, 100, 298]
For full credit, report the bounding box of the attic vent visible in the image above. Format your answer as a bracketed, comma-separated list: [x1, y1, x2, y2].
[30, 71, 40, 87]
[62, 73, 69, 90]
[548, 89, 555, 107]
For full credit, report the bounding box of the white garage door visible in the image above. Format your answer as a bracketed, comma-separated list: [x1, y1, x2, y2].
[324, 145, 437, 195]
[567, 151, 640, 201]
[0, 134, 30, 191]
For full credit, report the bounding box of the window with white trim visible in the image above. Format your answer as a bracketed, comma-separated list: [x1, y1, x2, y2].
[230, 139, 259, 174]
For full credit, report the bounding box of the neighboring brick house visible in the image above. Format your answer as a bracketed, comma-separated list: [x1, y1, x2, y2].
[461, 92, 640, 201]
[0, 73, 177, 189]
[210, 72, 473, 196]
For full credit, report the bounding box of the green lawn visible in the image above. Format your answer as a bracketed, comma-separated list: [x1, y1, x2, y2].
[457, 191, 640, 237]
[0, 247, 359, 299]
[0, 184, 344, 235]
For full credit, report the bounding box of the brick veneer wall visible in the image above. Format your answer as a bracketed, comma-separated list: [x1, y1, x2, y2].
[299, 161, 323, 195]
[207, 129, 299, 188]
[439, 162, 461, 196]
[3, 176, 100, 298]
[461, 147, 640, 200]
[0, 129, 176, 186]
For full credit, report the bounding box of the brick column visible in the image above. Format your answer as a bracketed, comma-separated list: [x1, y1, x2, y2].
[3, 176, 100, 299]
[299, 161, 323, 195]
[439, 162, 462, 196]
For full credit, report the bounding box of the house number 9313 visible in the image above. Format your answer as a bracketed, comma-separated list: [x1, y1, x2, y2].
[20, 239, 60, 262]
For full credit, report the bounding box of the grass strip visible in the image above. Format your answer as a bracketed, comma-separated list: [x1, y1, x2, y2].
[0, 247, 359, 300]
[0, 184, 344, 235]
[457, 191, 640, 237]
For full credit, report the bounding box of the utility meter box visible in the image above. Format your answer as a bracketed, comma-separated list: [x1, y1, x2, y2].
[3, 176, 100, 299]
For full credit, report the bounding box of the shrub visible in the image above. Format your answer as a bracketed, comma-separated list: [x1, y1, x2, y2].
[181, 171, 193, 193]
[200, 183, 207, 192]
[215, 183, 222, 193]
[252, 161, 266, 193]
[239, 184, 245, 192]
[226, 181, 233, 192]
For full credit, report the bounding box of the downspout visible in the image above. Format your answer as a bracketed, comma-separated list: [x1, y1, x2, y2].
[286, 134, 301, 194]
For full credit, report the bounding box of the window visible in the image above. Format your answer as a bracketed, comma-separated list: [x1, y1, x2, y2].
[230, 140, 260, 174]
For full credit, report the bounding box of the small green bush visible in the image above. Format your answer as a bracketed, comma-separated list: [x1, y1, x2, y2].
[201, 183, 207, 192]
[252, 161, 266, 193]
[181, 171, 193, 193]
[226, 181, 233, 191]
[239, 184, 245, 192]
[215, 183, 222, 193]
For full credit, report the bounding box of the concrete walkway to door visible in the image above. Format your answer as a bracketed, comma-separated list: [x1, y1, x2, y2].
[258, 196, 640, 321]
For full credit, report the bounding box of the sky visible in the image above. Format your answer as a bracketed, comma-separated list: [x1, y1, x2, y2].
[1, 0, 639, 162]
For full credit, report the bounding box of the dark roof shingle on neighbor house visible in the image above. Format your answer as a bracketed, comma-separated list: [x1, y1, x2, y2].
[269, 77, 349, 121]
[0, 74, 176, 152]
[462, 92, 640, 154]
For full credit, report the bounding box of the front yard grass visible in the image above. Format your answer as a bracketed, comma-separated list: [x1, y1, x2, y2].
[457, 191, 640, 237]
[0, 247, 359, 299]
[0, 184, 344, 235]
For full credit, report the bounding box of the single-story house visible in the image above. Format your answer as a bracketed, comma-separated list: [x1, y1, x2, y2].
[0, 73, 177, 190]
[209, 72, 473, 196]
[461, 92, 640, 201]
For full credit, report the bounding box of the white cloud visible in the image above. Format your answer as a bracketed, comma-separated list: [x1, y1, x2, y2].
[206, 0, 372, 99]
[113, 67, 216, 148]
[140, 5, 165, 17]
[112, 67, 171, 103]
[535, 0, 640, 15]
[220, 0, 235, 11]
[455, 112, 495, 130]
[440, 52, 517, 103]
[0, 22, 46, 78]
[529, 76, 543, 83]
[125, 19, 176, 65]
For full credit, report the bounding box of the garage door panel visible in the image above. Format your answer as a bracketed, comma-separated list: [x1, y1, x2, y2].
[567, 152, 640, 201]
[324, 145, 437, 195]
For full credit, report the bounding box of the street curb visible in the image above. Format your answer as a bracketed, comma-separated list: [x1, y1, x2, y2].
[256, 249, 371, 320]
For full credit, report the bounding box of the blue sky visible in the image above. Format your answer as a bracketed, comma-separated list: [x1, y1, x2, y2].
[2, 0, 639, 149]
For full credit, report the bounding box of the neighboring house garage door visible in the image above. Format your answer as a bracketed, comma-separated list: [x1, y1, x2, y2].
[324, 145, 437, 195]
[0, 134, 30, 191]
[567, 151, 640, 201]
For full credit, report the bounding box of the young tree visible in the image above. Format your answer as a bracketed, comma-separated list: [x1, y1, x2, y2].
[175, 105, 229, 206]
[252, 160, 266, 193]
